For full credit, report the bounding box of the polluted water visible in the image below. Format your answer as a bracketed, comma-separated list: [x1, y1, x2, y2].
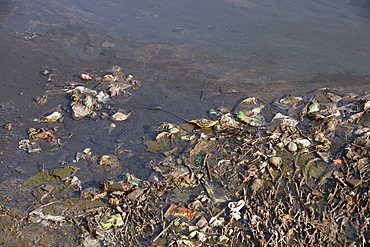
[0, 0, 369, 246]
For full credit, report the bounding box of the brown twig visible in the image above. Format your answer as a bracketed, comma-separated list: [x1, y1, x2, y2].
[204, 153, 213, 182]
[152, 217, 179, 243]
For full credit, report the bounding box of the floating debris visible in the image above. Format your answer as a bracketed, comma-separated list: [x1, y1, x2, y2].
[100, 214, 123, 228]
[92, 154, 119, 172]
[236, 112, 264, 127]
[279, 94, 303, 104]
[18, 139, 42, 153]
[164, 204, 196, 220]
[110, 111, 131, 121]
[13, 66, 370, 247]
[34, 95, 48, 105]
[3, 123, 12, 130]
[99, 181, 133, 193]
[80, 73, 92, 80]
[271, 113, 298, 127]
[188, 118, 218, 128]
[71, 103, 92, 119]
[28, 128, 57, 144]
[40, 111, 62, 123]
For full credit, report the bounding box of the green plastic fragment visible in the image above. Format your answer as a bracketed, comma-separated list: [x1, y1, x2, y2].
[28, 148, 42, 153]
[308, 102, 320, 113]
[100, 214, 124, 228]
[100, 222, 113, 228]
[122, 174, 142, 186]
[173, 220, 180, 226]
[209, 109, 217, 115]
[236, 112, 263, 127]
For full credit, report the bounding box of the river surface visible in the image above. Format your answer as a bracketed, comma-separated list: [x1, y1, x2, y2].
[0, 0, 369, 245]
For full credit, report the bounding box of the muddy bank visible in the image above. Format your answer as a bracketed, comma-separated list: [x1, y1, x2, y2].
[1, 84, 370, 246]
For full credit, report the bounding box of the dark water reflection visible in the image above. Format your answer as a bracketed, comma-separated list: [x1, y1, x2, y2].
[0, 0, 369, 243]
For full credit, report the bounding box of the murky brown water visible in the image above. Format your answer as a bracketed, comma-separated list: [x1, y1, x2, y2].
[0, 0, 369, 245]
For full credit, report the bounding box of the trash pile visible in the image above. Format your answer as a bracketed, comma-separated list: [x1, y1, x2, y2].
[18, 66, 139, 155]
[12, 73, 370, 246]
[82, 88, 369, 246]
